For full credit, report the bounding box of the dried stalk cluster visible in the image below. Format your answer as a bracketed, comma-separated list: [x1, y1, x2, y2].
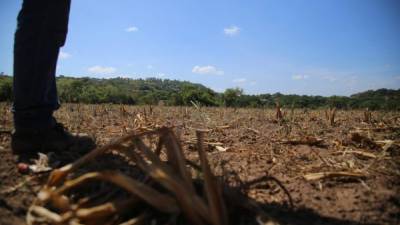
[325, 107, 337, 126]
[363, 108, 372, 123]
[275, 101, 283, 121]
[27, 127, 273, 225]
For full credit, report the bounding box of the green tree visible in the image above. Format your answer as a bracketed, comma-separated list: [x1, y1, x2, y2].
[0, 76, 12, 101]
[223, 88, 243, 107]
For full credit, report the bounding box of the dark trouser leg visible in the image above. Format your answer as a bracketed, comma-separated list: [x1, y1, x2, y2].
[13, 0, 71, 130]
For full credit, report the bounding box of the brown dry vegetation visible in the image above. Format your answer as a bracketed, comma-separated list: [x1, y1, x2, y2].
[0, 103, 399, 225]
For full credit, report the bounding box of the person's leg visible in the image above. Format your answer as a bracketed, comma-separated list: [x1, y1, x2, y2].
[11, 0, 95, 155]
[13, 0, 71, 131]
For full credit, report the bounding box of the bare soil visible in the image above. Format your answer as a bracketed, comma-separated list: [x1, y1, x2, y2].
[0, 103, 399, 225]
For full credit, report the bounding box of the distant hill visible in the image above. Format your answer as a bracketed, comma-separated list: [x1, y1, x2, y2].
[349, 89, 400, 110]
[56, 75, 220, 106]
[0, 75, 220, 106]
[0, 75, 399, 110]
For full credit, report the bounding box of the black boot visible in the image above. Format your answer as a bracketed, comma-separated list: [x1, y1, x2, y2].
[11, 122, 95, 155]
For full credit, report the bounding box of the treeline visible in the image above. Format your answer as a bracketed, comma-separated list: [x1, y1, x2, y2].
[0, 75, 399, 110]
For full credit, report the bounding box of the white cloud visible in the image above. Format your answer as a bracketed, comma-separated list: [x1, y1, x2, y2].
[322, 75, 337, 82]
[59, 51, 71, 59]
[297, 68, 354, 83]
[88, 65, 116, 74]
[125, 26, 138, 32]
[292, 74, 309, 80]
[192, 65, 224, 75]
[157, 73, 166, 78]
[224, 25, 240, 36]
[232, 78, 247, 83]
[147, 65, 154, 70]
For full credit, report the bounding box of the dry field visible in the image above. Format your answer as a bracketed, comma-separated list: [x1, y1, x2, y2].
[0, 103, 399, 225]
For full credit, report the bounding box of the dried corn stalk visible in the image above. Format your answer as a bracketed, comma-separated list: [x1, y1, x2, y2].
[363, 108, 372, 123]
[275, 101, 283, 121]
[325, 107, 336, 126]
[27, 127, 274, 225]
[303, 171, 366, 181]
[280, 136, 324, 147]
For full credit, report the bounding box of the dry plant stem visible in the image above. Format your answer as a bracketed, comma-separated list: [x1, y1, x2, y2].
[215, 125, 230, 130]
[132, 137, 210, 225]
[196, 130, 229, 225]
[364, 108, 372, 123]
[52, 171, 179, 213]
[303, 171, 366, 181]
[309, 148, 332, 167]
[325, 109, 329, 121]
[325, 108, 337, 126]
[281, 137, 323, 146]
[47, 193, 70, 213]
[330, 108, 336, 126]
[28, 206, 63, 224]
[154, 134, 165, 156]
[185, 140, 224, 146]
[118, 212, 148, 225]
[275, 101, 283, 121]
[75, 190, 117, 209]
[47, 129, 163, 186]
[333, 150, 377, 159]
[1, 176, 35, 194]
[246, 127, 260, 134]
[76, 197, 138, 222]
[162, 129, 197, 193]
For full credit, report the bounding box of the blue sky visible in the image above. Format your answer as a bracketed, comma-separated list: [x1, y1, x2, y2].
[1, 0, 400, 96]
